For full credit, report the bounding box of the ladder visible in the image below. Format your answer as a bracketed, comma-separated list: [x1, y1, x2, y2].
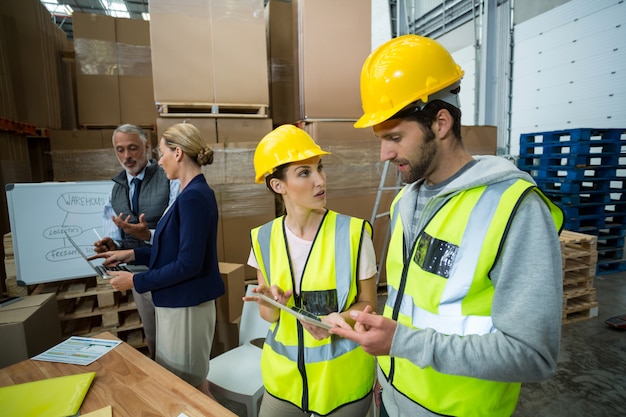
[370, 160, 404, 286]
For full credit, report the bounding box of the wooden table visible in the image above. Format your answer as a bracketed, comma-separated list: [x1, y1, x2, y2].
[0, 332, 237, 417]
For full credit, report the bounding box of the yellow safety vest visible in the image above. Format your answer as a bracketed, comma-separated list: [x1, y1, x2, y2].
[250, 210, 376, 415]
[379, 178, 563, 416]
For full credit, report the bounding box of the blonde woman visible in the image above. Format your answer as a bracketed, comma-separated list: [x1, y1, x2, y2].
[91, 123, 224, 397]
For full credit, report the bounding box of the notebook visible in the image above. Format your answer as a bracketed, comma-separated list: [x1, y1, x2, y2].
[0, 372, 96, 417]
[65, 232, 132, 279]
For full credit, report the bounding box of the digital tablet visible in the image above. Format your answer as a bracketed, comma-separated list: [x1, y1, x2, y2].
[254, 293, 333, 330]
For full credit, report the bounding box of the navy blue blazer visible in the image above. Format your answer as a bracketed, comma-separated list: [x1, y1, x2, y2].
[132, 174, 225, 307]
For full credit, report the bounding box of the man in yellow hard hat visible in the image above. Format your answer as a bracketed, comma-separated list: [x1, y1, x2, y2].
[331, 35, 565, 417]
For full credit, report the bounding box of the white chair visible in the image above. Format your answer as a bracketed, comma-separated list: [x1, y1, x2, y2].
[208, 285, 270, 417]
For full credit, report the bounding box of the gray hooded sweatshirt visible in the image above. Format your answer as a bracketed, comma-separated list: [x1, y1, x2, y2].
[379, 155, 563, 417]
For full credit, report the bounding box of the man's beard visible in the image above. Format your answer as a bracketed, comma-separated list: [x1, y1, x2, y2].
[401, 134, 437, 183]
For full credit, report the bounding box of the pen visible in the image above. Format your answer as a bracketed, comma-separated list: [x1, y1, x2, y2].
[93, 229, 103, 241]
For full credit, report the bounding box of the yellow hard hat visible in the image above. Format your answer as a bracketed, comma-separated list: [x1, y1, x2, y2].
[253, 125, 331, 184]
[354, 34, 464, 128]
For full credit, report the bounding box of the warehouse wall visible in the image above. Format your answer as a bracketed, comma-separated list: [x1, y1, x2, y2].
[429, 0, 625, 156]
[510, 0, 626, 155]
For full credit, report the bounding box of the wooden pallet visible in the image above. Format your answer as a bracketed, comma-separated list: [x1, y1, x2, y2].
[562, 298, 600, 324]
[157, 102, 269, 118]
[562, 286, 599, 324]
[30, 276, 146, 349]
[79, 124, 155, 130]
[560, 229, 598, 299]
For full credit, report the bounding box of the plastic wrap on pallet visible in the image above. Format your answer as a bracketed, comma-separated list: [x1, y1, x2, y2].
[321, 140, 387, 192]
[203, 139, 382, 191]
[74, 39, 118, 76]
[202, 142, 257, 186]
[150, 0, 211, 17]
[117, 43, 152, 77]
[74, 39, 152, 77]
[213, 183, 274, 218]
[51, 149, 119, 181]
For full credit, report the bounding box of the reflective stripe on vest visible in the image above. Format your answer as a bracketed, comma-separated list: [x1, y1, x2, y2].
[389, 180, 515, 335]
[255, 213, 354, 310]
[380, 178, 564, 416]
[250, 210, 375, 414]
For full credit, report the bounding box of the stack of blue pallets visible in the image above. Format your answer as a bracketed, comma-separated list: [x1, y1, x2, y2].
[518, 128, 626, 275]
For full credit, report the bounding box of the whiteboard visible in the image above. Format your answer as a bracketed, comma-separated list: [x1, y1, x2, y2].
[6, 181, 114, 285]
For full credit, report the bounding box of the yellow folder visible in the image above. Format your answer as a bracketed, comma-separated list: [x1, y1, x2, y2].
[0, 372, 96, 417]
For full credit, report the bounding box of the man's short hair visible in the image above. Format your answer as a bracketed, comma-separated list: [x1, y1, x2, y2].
[112, 124, 147, 145]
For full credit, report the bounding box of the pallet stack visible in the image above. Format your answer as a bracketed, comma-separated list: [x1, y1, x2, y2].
[3, 233, 27, 298]
[518, 128, 626, 275]
[3, 232, 146, 348]
[559, 230, 599, 324]
[29, 276, 146, 348]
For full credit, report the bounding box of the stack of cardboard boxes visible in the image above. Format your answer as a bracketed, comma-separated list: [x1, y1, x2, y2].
[2, 0, 499, 355]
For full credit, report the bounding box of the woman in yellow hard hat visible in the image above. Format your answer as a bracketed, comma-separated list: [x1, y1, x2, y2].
[244, 124, 378, 417]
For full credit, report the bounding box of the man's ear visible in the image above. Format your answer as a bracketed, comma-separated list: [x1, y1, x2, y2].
[435, 108, 453, 138]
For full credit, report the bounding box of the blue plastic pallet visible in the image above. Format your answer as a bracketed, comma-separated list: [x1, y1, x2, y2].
[560, 204, 606, 218]
[531, 166, 618, 181]
[519, 128, 626, 162]
[517, 153, 621, 171]
[564, 217, 606, 230]
[597, 259, 626, 275]
[534, 178, 614, 194]
[544, 191, 609, 206]
[520, 128, 626, 144]
[519, 140, 624, 158]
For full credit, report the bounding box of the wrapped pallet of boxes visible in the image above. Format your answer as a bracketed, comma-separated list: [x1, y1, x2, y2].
[73, 13, 157, 127]
[267, 0, 371, 124]
[149, 0, 269, 108]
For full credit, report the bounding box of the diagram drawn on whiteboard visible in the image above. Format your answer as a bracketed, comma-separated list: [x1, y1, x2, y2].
[6, 181, 114, 285]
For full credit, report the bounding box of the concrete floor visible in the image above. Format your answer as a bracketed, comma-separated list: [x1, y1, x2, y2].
[215, 271, 626, 417]
[514, 272, 626, 417]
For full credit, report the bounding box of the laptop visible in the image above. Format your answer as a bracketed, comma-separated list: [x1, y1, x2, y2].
[64, 232, 132, 279]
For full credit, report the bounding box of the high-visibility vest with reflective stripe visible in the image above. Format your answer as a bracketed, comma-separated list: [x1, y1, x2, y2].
[379, 179, 563, 417]
[250, 210, 376, 415]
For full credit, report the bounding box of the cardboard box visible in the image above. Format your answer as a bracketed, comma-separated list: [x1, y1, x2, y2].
[221, 213, 275, 280]
[150, 0, 268, 105]
[49, 129, 108, 151]
[149, 0, 215, 103]
[216, 262, 246, 323]
[73, 13, 121, 126]
[157, 117, 217, 144]
[267, 0, 371, 123]
[0, 293, 62, 368]
[461, 125, 497, 155]
[211, 315, 240, 358]
[216, 118, 273, 144]
[116, 18, 157, 126]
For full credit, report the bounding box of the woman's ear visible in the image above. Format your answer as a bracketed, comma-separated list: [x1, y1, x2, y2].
[269, 179, 284, 194]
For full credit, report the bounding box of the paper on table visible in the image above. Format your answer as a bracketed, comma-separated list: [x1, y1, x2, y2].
[33, 336, 122, 365]
[0, 372, 95, 417]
